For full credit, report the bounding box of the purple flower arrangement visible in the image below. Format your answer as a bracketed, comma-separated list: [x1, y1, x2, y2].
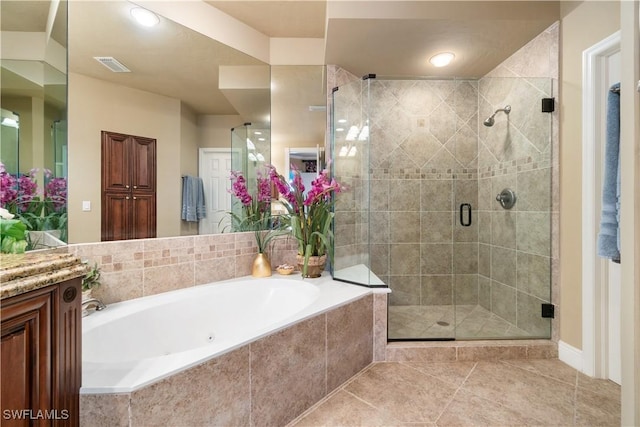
[268, 164, 343, 276]
[229, 169, 284, 253]
[0, 162, 68, 241]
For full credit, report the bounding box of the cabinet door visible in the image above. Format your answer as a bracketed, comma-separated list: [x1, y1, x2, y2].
[101, 131, 131, 192]
[101, 193, 131, 241]
[101, 131, 157, 241]
[130, 136, 156, 193]
[1, 292, 52, 427]
[131, 193, 156, 239]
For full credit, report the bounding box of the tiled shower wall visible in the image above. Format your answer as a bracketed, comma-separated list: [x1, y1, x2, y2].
[331, 21, 559, 338]
[476, 22, 559, 336]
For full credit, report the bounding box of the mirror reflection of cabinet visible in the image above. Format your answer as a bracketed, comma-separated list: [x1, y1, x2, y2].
[101, 131, 157, 241]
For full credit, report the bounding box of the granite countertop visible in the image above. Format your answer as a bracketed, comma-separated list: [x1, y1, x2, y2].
[0, 252, 88, 300]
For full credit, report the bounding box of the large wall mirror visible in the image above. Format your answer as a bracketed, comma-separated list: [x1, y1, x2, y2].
[2, 0, 326, 246]
[1, 0, 68, 246]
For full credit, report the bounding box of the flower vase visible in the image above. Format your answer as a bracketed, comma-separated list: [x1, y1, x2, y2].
[252, 253, 272, 277]
[296, 254, 327, 278]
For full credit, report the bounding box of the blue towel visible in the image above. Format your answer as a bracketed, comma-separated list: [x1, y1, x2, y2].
[181, 176, 207, 222]
[597, 82, 621, 262]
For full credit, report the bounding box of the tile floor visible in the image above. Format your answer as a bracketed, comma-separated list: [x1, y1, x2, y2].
[289, 359, 620, 426]
[388, 305, 535, 340]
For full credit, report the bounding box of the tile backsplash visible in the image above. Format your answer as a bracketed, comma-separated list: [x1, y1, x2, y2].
[69, 232, 298, 304]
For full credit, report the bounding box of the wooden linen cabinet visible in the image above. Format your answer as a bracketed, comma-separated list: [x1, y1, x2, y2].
[101, 131, 157, 241]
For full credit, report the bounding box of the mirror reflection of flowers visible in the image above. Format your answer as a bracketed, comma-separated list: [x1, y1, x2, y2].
[0, 163, 68, 242]
[228, 169, 285, 254]
[0, 207, 27, 254]
[268, 164, 343, 276]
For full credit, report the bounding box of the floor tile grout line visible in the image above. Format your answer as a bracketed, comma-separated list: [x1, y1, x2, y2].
[342, 388, 388, 413]
[398, 360, 476, 389]
[285, 362, 379, 427]
[498, 359, 581, 389]
[434, 361, 479, 424]
[453, 360, 561, 425]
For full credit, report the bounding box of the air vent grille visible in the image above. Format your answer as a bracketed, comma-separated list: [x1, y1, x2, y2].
[93, 57, 131, 73]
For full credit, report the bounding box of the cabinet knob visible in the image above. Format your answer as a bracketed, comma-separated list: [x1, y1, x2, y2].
[126, 196, 130, 200]
[125, 185, 130, 189]
[133, 197, 137, 200]
[133, 185, 137, 189]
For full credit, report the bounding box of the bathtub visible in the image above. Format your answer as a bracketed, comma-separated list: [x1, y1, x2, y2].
[81, 274, 372, 394]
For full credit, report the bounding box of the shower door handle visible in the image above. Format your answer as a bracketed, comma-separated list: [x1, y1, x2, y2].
[460, 203, 472, 227]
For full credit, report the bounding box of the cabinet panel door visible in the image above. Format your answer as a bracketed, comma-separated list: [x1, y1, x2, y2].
[130, 136, 156, 192]
[1, 292, 52, 426]
[101, 131, 130, 192]
[131, 193, 156, 239]
[101, 193, 131, 241]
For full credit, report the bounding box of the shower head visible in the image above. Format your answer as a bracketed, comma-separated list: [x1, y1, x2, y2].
[483, 116, 496, 127]
[483, 105, 512, 127]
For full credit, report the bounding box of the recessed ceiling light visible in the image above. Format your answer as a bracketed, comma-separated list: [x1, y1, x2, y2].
[429, 52, 455, 67]
[131, 7, 160, 27]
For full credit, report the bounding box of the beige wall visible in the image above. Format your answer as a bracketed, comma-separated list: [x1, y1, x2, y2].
[198, 115, 242, 149]
[180, 103, 199, 236]
[68, 72, 183, 243]
[559, 1, 621, 349]
[2, 96, 62, 176]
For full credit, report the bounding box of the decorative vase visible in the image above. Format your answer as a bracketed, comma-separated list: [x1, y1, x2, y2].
[252, 253, 272, 277]
[296, 254, 327, 278]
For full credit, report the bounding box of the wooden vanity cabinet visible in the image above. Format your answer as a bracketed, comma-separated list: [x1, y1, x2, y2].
[1, 278, 82, 426]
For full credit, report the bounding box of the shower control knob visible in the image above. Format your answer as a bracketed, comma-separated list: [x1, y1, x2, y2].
[496, 188, 516, 210]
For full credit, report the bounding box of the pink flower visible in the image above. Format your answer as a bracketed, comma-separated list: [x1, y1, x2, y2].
[45, 177, 67, 213]
[256, 173, 271, 204]
[0, 171, 17, 206]
[268, 165, 298, 210]
[229, 170, 252, 206]
[304, 169, 342, 206]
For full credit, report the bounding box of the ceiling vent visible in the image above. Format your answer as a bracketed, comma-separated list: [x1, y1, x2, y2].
[93, 57, 131, 73]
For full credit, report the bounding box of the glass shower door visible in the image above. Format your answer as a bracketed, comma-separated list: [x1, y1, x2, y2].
[455, 76, 553, 340]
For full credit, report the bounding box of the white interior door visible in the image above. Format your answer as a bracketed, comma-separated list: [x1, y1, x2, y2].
[581, 32, 622, 383]
[605, 51, 621, 385]
[199, 149, 232, 235]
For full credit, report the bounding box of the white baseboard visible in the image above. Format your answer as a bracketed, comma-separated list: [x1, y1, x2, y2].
[558, 340, 583, 372]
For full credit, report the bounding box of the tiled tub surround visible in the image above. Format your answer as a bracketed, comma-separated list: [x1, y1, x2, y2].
[80, 278, 376, 426]
[68, 232, 298, 305]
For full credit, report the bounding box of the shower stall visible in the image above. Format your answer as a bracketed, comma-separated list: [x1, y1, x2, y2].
[331, 75, 554, 340]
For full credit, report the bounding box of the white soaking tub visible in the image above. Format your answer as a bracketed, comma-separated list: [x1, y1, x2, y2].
[81, 274, 371, 394]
